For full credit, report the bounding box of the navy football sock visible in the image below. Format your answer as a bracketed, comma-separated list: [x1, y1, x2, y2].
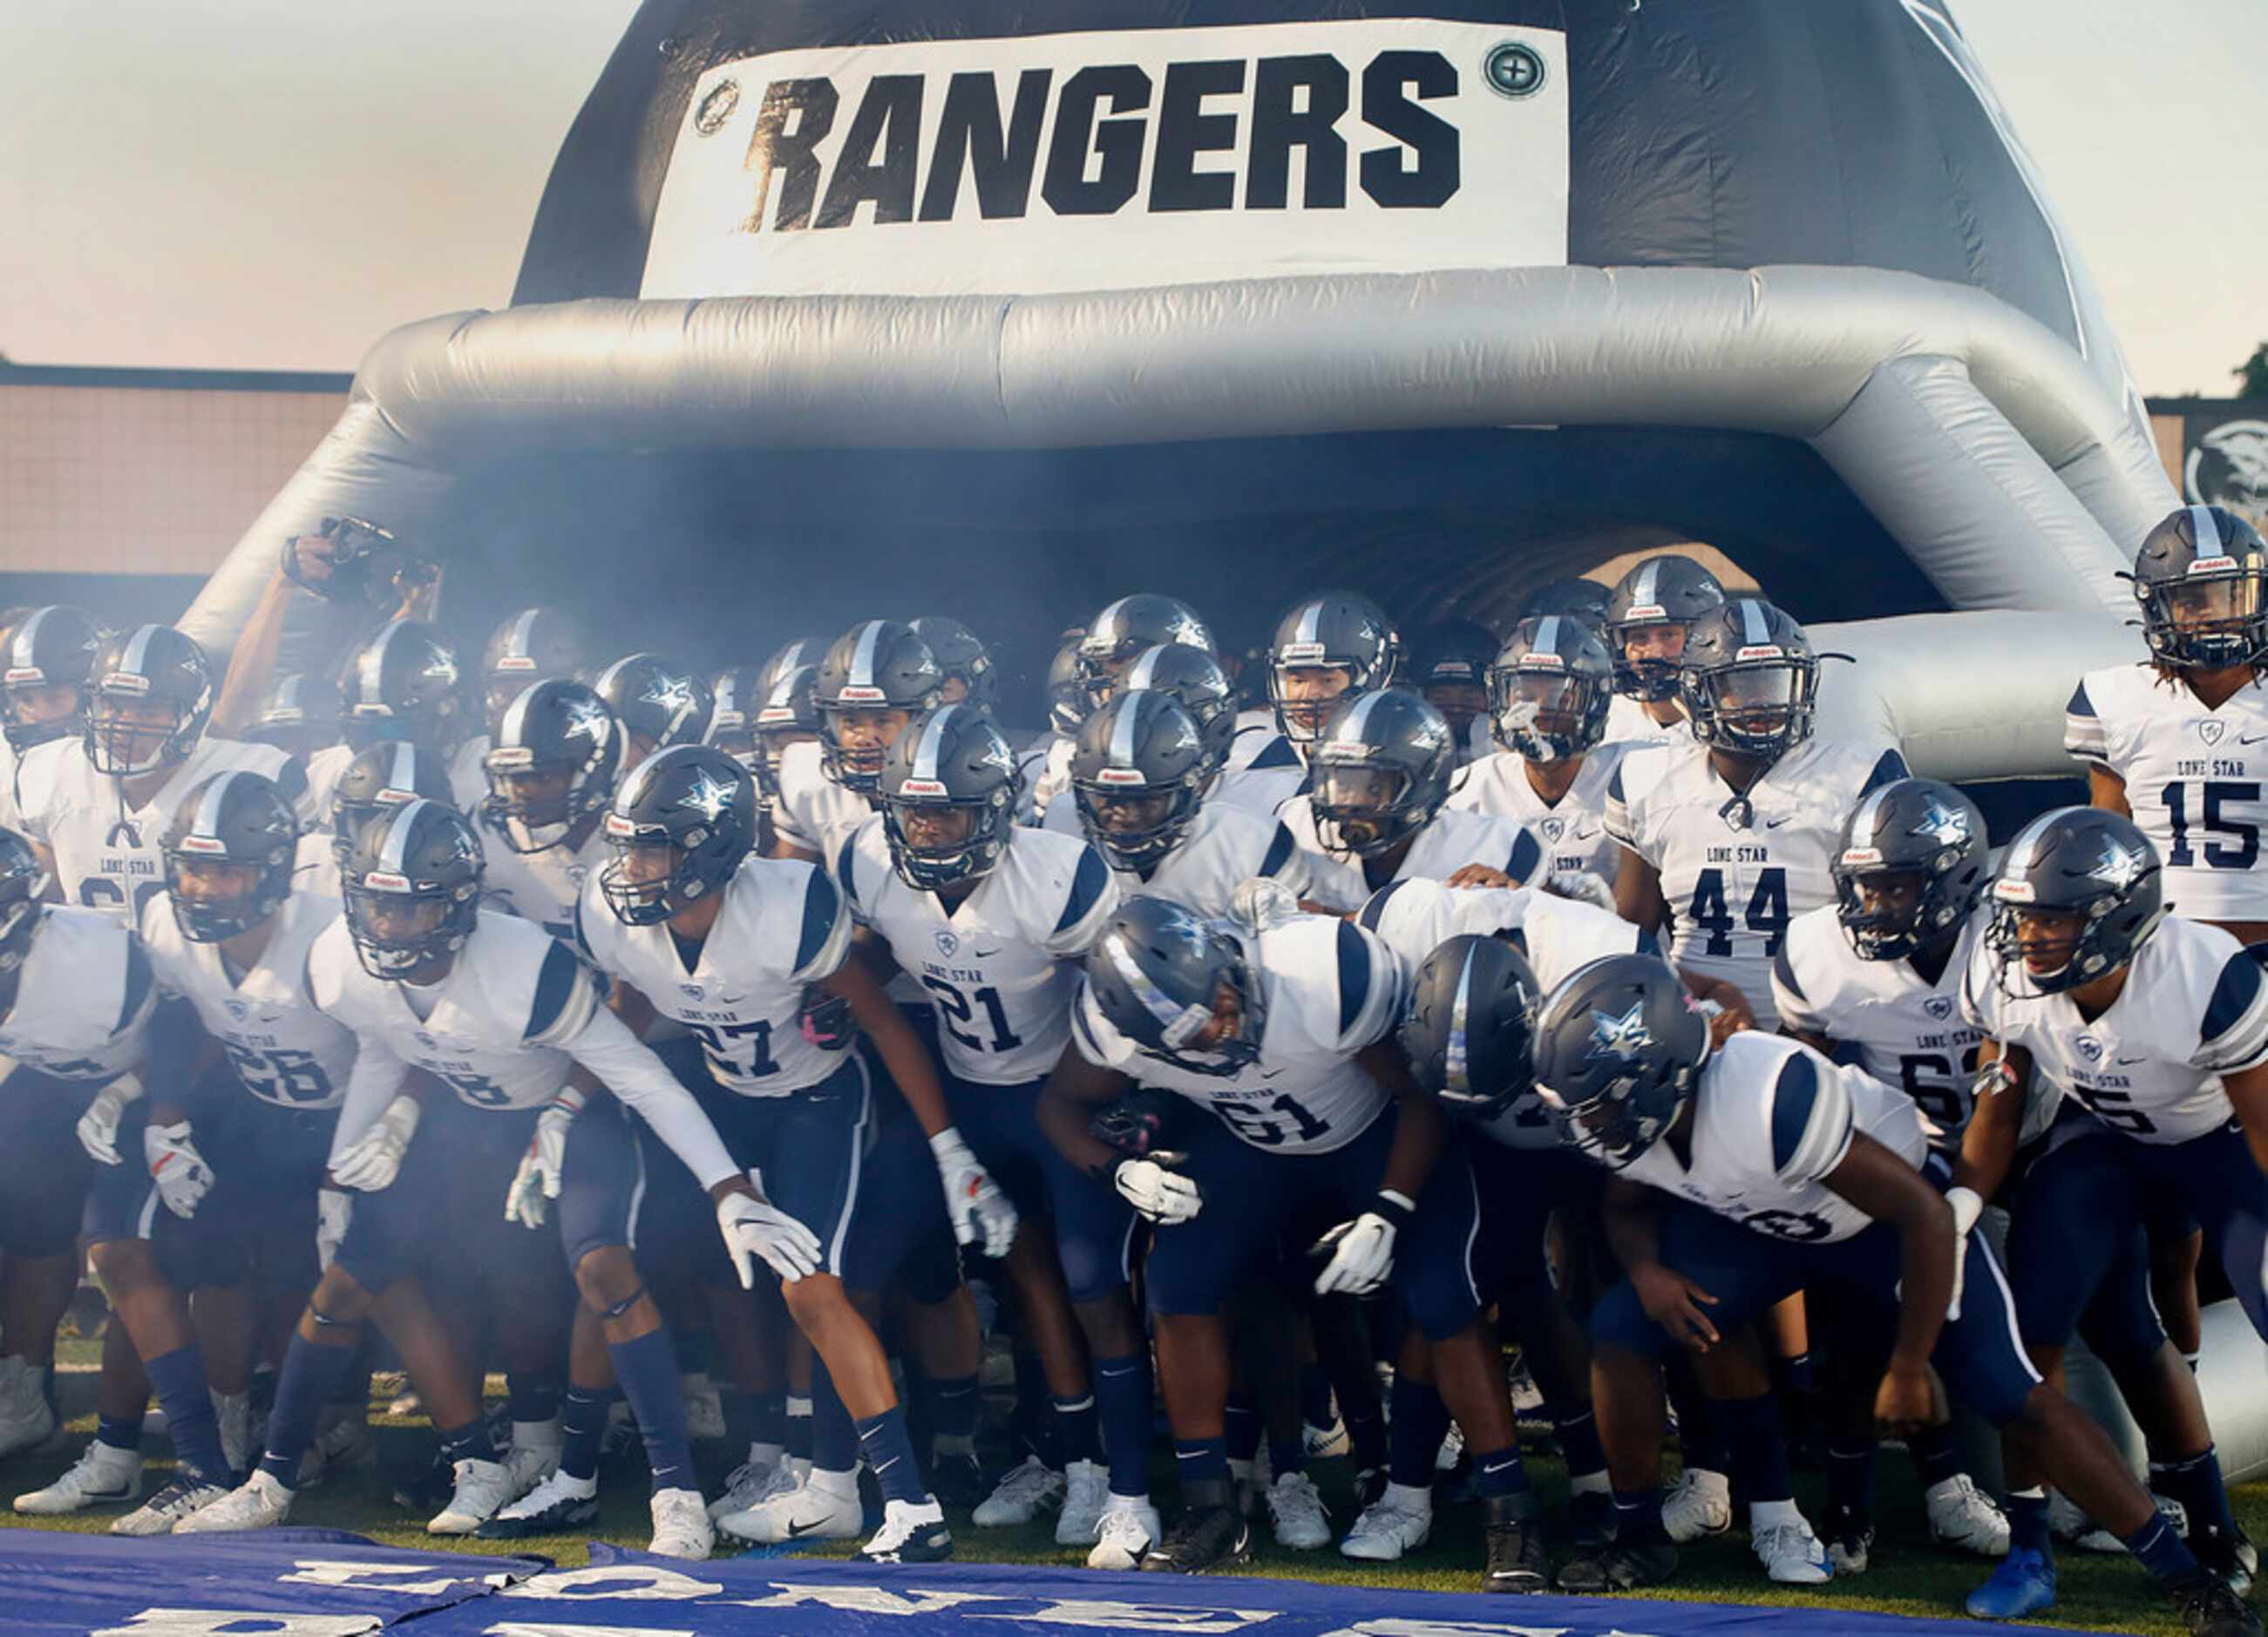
[1053, 1391, 1102, 1466]
[1826, 1443, 1876, 1525]
[1613, 1486, 1667, 1545]
[784, 1393, 814, 1464]
[257, 1334, 356, 1488]
[1174, 1436, 1230, 1490]
[2122, 1512, 2202, 1584]
[854, 1408, 928, 1504]
[1910, 1421, 1963, 1489]
[1387, 1375, 1450, 1491]
[438, 1416, 497, 1469]
[146, 1344, 228, 1484]
[2151, 1446, 2241, 1548]
[2007, 1487, 2053, 1557]
[1223, 1396, 1261, 1464]
[926, 1374, 979, 1447]
[1715, 1392, 1794, 1505]
[506, 1373, 560, 1429]
[95, 1414, 142, 1454]
[559, 1384, 615, 1483]
[811, 1363, 859, 1475]
[608, 1328, 695, 1494]
[1471, 1443, 1530, 1498]
[1554, 1405, 1607, 1480]
[1094, 1355, 1153, 1497]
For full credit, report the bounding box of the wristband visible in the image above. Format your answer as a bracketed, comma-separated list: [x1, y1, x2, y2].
[1369, 1189, 1416, 1230]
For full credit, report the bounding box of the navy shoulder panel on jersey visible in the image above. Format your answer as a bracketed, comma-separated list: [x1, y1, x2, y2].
[2066, 679, 2095, 717]
[1772, 942, 1807, 1005]
[1260, 821, 1297, 881]
[1246, 736, 1302, 771]
[1769, 1051, 1822, 1174]
[796, 867, 841, 974]
[118, 936, 154, 1036]
[525, 940, 588, 1041]
[832, 832, 863, 909]
[1507, 827, 1542, 882]
[270, 754, 309, 813]
[1634, 926, 1660, 957]
[569, 893, 596, 962]
[2201, 946, 2267, 1048]
[1336, 918, 1371, 1038]
[1054, 845, 1111, 936]
[1860, 748, 1911, 797]
[1355, 879, 1409, 934]
[1606, 763, 1626, 803]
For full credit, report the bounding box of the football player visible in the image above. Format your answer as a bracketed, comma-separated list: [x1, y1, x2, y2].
[1607, 599, 1908, 1026]
[553, 744, 995, 1563]
[461, 607, 591, 805]
[833, 707, 1151, 1566]
[1047, 898, 1535, 1590]
[1281, 691, 1540, 912]
[309, 620, 465, 816]
[1409, 620, 1499, 764]
[1041, 645, 1246, 832]
[1446, 616, 1629, 883]
[1076, 596, 1214, 714]
[1022, 628, 1090, 823]
[705, 664, 764, 777]
[1954, 808, 2268, 1620]
[746, 663, 819, 846]
[777, 622, 944, 864]
[479, 679, 622, 940]
[1522, 579, 1613, 630]
[1533, 956, 2258, 1637]
[1, 605, 99, 832]
[0, 830, 156, 1464]
[242, 673, 343, 763]
[1264, 590, 1401, 756]
[1601, 555, 1726, 747]
[305, 740, 459, 901]
[179, 800, 792, 1554]
[24, 773, 351, 1534]
[912, 616, 996, 709]
[1059, 689, 1304, 915]
[15, 625, 303, 929]
[594, 653, 714, 774]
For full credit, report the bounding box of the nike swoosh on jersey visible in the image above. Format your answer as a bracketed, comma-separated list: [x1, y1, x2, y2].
[1763, 816, 1793, 828]
[973, 947, 1003, 958]
[2241, 735, 2268, 746]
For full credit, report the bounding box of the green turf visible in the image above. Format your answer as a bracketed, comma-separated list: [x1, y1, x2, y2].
[4, 1355, 2259, 1637]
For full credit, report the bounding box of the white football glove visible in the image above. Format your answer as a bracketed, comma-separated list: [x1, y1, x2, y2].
[1945, 1185, 1985, 1321]
[328, 1094, 422, 1192]
[506, 1089, 585, 1229]
[1229, 877, 1300, 936]
[76, 1077, 143, 1167]
[144, 1121, 214, 1219]
[1112, 1154, 1203, 1225]
[1542, 869, 1617, 912]
[1311, 1191, 1415, 1298]
[316, 1188, 352, 1272]
[717, 1189, 823, 1288]
[930, 1126, 1018, 1258]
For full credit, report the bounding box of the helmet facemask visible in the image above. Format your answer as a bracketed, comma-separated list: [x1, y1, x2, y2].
[1269, 661, 1353, 746]
[599, 823, 689, 927]
[167, 846, 292, 943]
[1610, 617, 1690, 702]
[3, 680, 85, 755]
[344, 879, 473, 981]
[1097, 926, 1267, 1079]
[1491, 666, 1609, 764]
[483, 751, 601, 854]
[1074, 775, 1199, 873]
[2140, 567, 2268, 671]
[1682, 656, 1816, 763]
[820, 704, 913, 795]
[883, 787, 1012, 891]
[1311, 760, 1427, 859]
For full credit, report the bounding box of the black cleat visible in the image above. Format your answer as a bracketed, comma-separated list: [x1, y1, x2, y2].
[2167, 1567, 2261, 1637]
[1483, 1492, 1550, 1594]
[476, 1476, 601, 1539]
[1141, 1481, 1252, 1574]
[1567, 1488, 1616, 1552]
[927, 1450, 987, 1510]
[2197, 1525, 2259, 1599]
[1557, 1539, 1678, 1594]
[390, 1453, 453, 1513]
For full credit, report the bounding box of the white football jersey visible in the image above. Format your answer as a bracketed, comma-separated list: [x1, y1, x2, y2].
[1605, 695, 1694, 750]
[478, 821, 606, 942]
[1279, 798, 1542, 914]
[1606, 736, 1908, 1028]
[1618, 1031, 1928, 1245]
[302, 743, 357, 831]
[2065, 663, 2268, 922]
[1356, 876, 1647, 1151]
[836, 816, 1117, 1086]
[1960, 914, 2268, 1147]
[0, 740, 21, 835]
[15, 735, 300, 927]
[1072, 914, 1403, 1154]
[139, 887, 356, 1111]
[576, 854, 852, 1097]
[0, 907, 154, 1080]
[1214, 730, 1307, 818]
[771, 738, 875, 861]
[1049, 799, 1306, 920]
[1443, 744, 1629, 880]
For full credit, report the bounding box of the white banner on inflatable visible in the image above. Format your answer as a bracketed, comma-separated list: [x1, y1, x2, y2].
[642, 19, 1568, 300]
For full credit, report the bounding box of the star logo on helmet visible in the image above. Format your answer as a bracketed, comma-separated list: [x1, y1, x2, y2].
[676, 764, 737, 823]
[2094, 838, 2147, 890]
[560, 696, 611, 744]
[643, 675, 696, 714]
[1586, 1002, 1653, 1062]
[1908, 800, 1971, 850]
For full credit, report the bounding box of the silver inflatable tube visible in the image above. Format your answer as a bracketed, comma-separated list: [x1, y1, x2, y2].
[2066, 1302, 2268, 1484]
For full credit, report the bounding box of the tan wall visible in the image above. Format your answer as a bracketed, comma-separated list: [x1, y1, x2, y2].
[2149, 412, 2186, 488]
[0, 383, 346, 578]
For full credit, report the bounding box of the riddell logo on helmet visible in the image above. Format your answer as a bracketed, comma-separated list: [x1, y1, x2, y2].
[176, 834, 227, 854]
[900, 777, 949, 797]
[98, 671, 152, 695]
[1095, 767, 1147, 785]
[837, 685, 886, 703]
[2, 667, 43, 685]
[1624, 603, 1667, 622]
[494, 655, 538, 671]
[1278, 642, 1330, 663]
[603, 813, 637, 836]
[1839, 846, 1884, 867]
[1993, 879, 2037, 903]
[1734, 645, 1786, 662]
[361, 870, 413, 893]
[2189, 556, 2239, 574]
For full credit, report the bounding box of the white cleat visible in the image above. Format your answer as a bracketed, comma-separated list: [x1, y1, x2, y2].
[1088, 1500, 1162, 1569]
[212, 1390, 252, 1480]
[648, 1486, 715, 1559]
[1304, 1416, 1350, 1461]
[173, 1468, 295, 1533]
[0, 1357, 58, 1460]
[479, 1468, 601, 1539]
[708, 1456, 786, 1520]
[427, 1457, 515, 1535]
[112, 1472, 230, 1537]
[15, 1441, 141, 1514]
[1926, 1473, 2011, 1559]
[1662, 1467, 1734, 1542]
[1056, 1458, 1109, 1547]
[1264, 1471, 1332, 1551]
[717, 1471, 863, 1544]
[1755, 1515, 1834, 1585]
[971, 1454, 1063, 1527]
[1340, 1486, 1433, 1562]
[860, 1497, 953, 1563]
[2051, 1486, 2130, 1553]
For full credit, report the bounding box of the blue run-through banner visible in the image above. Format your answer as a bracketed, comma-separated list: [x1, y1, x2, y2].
[0, 1532, 2109, 1636]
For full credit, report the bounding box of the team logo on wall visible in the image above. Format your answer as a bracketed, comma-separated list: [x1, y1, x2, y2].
[645, 18, 1569, 301]
[2186, 420, 2268, 531]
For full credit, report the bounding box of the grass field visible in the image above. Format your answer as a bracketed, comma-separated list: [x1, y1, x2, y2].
[3, 1342, 2260, 1636]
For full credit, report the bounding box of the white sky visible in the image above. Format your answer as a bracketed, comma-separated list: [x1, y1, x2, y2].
[2, 0, 2260, 395]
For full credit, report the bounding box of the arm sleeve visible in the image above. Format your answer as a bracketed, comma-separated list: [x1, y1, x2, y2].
[556, 1001, 741, 1191]
[324, 1029, 414, 1166]
[1768, 1049, 1857, 1185]
[2063, 679, 2110, 765]
[2195, 947, 2268, 1076]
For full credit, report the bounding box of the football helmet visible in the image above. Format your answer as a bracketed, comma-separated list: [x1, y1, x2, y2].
[2, 605, 100, 754]
[1047, 630, 1090, 737]
[1487, 615, 1615, 764]
[1078, 596, 1214, 707]
[878, 704, 1019, 891]
[337, 620, 463, 754]
[1531, 954, 1709, 1168]
[1606, 555, 1728, 702]
[1308, 689, 1456, 859]
[1084, 895, 1265, 1078]
[85, 625, 213, 777]
[705, 664, 764, 773]
[1119, 643, 1239, 776]
[758, 635, 832, 700]
[482, 679, 623, 853]
[0, 826, 51, 975]
[481, 608, 586, 728]
[163, 771, 299, 942]
[1521, 579, 1613, 631]
[911, 616, 996, 710]
[341, 798, 485, 981]
[1677, 598, 1820, 764]
[331, 740, 457, 871]
[1412, 620, 1498, 744]
[601, 744, 757, 926]
[1071, 690, 1210, 873]
[750, 662, 820, 805]
[594, 653, 714, 756]
[247, 672, 342, 754]
[1267, 590, 1401, 745]
[1832, 778, 1988, 961]
[816, 621, 943, 794]
[2130, 505, 2268, 672]
[1986, 807, 2164, 995]
[1398, 934, 1542, 1117]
